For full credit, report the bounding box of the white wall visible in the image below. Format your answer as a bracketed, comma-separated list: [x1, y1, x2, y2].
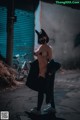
[34, 1, 41, 50]
[41, 2, 80, 68]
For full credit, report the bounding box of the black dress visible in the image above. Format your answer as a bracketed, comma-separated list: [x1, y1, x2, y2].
[26, 59, 61, 93]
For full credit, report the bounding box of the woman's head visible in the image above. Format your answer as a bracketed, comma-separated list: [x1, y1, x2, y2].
[35, 29, 49, 44]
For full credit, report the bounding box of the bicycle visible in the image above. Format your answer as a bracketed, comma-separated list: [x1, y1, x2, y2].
[12, 53, 30, 80]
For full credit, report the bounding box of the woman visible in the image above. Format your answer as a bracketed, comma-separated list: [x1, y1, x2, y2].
[31, 29, 55, 114]
[34, 29, 52, 78]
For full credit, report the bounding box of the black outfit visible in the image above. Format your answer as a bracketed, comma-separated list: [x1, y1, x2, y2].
[26, 59, 61, 111]
[37, 75, 55, 111]
[36, 76, 46, 110]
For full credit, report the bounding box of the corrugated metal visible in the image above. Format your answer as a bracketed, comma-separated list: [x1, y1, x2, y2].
[0, 6, 34, 60]
[14, 9, 34, 60]
[0, 7, 7, 57]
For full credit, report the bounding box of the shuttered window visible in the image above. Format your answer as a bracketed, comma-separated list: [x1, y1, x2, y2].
[14, 9, 34, 60]
[0, 7, 7, 57]
[0, 7, 34, 61]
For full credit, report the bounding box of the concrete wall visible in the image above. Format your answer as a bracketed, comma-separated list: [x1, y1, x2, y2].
[41, 2, 80, 69]
[34, 1, 41, 50]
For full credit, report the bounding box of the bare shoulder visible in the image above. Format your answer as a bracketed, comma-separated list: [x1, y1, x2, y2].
[38, 45, 42, 49]
[47, 45, 52, 50]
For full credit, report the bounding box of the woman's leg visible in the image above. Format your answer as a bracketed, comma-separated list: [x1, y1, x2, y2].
[37, 92, 44, 111]
[50, 90, 55, 109]
[37, 76, 45, 111]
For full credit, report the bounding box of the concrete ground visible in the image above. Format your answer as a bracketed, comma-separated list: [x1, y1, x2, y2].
[0, 70, 80, 120]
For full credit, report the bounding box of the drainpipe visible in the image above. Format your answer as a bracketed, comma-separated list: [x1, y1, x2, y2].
[6, 0, 15, 66]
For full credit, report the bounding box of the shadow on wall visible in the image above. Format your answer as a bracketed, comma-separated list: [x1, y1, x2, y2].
[62, 58, 80, 69]
[74, 33, 80, 47]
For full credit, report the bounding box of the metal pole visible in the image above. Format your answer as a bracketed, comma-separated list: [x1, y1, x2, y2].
[6, 0, 15, 66]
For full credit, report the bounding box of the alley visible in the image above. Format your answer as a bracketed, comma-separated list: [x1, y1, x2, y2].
[0, 70, 80, 120]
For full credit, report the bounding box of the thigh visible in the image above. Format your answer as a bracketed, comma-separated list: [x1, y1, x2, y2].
[38, 77, 46, 92]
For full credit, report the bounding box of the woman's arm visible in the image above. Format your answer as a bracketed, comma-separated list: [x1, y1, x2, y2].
[48, 46, 53, 61]
[34, 51, 39, 56]
[34, 46, 42, 56]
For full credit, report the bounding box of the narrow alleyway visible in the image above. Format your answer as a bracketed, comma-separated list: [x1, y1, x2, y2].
[0, 70, 80, 120]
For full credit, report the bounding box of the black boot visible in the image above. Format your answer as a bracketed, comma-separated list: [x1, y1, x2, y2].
[37, 92, 44, 111]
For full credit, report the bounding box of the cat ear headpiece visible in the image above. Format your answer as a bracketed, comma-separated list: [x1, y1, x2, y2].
[35, 29, 49, 44]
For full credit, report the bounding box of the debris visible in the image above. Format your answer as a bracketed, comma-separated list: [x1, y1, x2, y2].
[0, 60, 23, 89]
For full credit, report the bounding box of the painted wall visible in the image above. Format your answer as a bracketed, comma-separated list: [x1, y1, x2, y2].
[34, 1, 41, 50]
[0, 6, 34, 61]
[41, 2, 80, 69]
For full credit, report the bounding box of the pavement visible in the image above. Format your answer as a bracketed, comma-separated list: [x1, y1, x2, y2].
[0, 70, 80, 120]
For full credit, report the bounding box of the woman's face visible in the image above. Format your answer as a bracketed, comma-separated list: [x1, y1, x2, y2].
[39, 36, 47, 44]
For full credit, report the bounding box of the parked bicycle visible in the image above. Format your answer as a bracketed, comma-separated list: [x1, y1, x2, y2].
[12, 53, 30, 80]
